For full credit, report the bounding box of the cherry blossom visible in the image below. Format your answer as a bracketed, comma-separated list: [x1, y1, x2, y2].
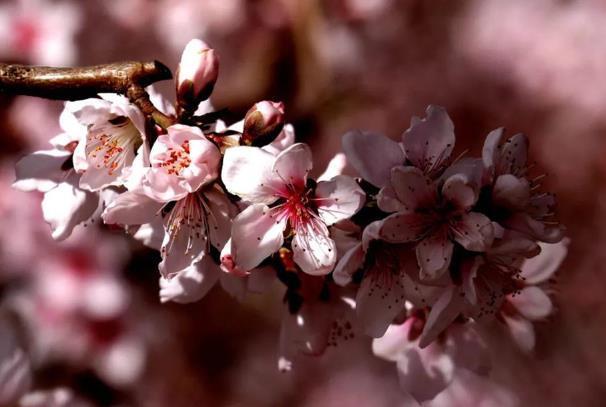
[221, 143, 365, 275]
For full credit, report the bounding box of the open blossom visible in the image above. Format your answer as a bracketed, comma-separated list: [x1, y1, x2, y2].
[221, 143, 365, 275]
[13, 107, 102, 240]
[69, 94, 148, 192]
[129, 124, 221, 202]
[499, 239, 568, 352]
[373, 316, 490, 403]
[378, 166, 494, 280]
[480, 128, 564, 243]
[342, 105, 454, 188]
[334, 220, 440, 337]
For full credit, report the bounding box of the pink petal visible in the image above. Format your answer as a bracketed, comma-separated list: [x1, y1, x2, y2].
[342, 130, 404, 187]
[379, 212, 432, 243]
[451, 212, 494, 252]
[419, 286, 465, 348]
[416, 230, 454, 280]
[231, 204, 286, 272]
[503, 212, 564, 243]
[509, 287, 552, 320]
[272, 143, 312, 191]
[317, 153, 347, 182]
[396, 345, 454, 403]
[292, 220, 337, 275]
[262, 123, 295, 155]
[102, 191, 163, 226]
[221, 146, 280, 204]
[502, 314, 535, 353]
[496, 133, 528, 177]
[333, 243, 364, 286]
[390, 166, 436, 212]
[481, 127, 504, 179]
[492, 174, 530, 211]
[203, 186, 234, 251]
[401, 105, 455, 176]
[377, 185, 406, 213]
[372, 320, 414, 362]
[159, 257, 220, 303]
[520, 240, 569, 284]
[356, 266, 408, 337]
[442, 174, 477, 210]
[316, 175, 365, 226]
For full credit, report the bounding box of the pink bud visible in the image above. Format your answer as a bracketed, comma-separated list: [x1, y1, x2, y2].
[242, 101, 285, 145]
[176, 39, 219, 110]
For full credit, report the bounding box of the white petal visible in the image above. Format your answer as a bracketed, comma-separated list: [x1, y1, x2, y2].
[159, 257, 220, 303]
[376, 185, 406, 213]
[416, 231, 454, 280]
[333, 243, 364, 286]
[502, 314, 535, 353]
[372, 321, 413, 362]
[520, 239, 569, 284]
[390, 166, 436, 211]
[397, 345, 454, 403]
[442, 173, 477, 210]
[316, 175, 365, 226]
[419, 286, 464, 348]
[13, 149, 71, 192]
[379, 212, 432, 243]
[262, 123, 295, 155]
[102, 191, 163, 226]
[221, 146, 279, 204]
[292, 220, 336, 275]
[342, 130, 404, 187]
[42, 172, 100, 240]
[451, 212, 494, 252]
[317, 153, 347, 182]
[492, 174, 530, 211]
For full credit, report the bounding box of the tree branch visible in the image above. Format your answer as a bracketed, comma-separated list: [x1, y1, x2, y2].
[0, 61, 175, 128]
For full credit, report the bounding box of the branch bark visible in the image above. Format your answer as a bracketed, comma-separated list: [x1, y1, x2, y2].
[0, 61, 175, 128]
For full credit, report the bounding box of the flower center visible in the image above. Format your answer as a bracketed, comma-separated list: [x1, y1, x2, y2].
[87, 116, 141, 175]
[156, 140, 191, 175]
[162, 192, 213, 257]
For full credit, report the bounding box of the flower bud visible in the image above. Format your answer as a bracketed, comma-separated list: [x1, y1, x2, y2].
[176, 39, 219, 111]
[241, 101, 285, 146]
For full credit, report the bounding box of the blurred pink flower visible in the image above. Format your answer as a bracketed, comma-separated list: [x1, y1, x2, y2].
[0, 0, 81, 65]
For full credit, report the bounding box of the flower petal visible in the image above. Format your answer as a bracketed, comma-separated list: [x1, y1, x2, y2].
[102, 191, 164, 226]
[317, 152, 347, 182]
[292, 220, 337, 275]
[316, 175, 365, 226]
[356, 266, 408, 337]
[396, 345, 454, 403]
[272, 143, 312, 191]
[13, 149, 71, 192]
[333, 243, 364, 286]
[159, 257, 220, 303]
[402, 105, 455, 176]
[416, 230, 454, 280]
[379, 212, 432, 243]
[520, 240, 569, 284]
[503, 212, 564, 243]
[496, 133, 528, 177]
[509, 287, 552, 320]
[204, 186, 234, 251]
[390, 166, 436, 212]
[372, 321, 413, 362]
[442, 174, 477, 210]
[342, 130, 404, 187]
[221, 146, 279, 204]
[492, 174, 530, 211]
[481, 127, 504, 178]
[376, 185, 406, 213]
[41, 172, 100, 240]
[419, 286, 465, 348]
[262, 123, 295, 155]
[231, 204, 286, 272]
[502, 314, 535, 353]
[451, 212, 494, 252]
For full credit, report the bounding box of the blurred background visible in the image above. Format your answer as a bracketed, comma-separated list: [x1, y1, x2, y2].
[0, 0, 605, 405]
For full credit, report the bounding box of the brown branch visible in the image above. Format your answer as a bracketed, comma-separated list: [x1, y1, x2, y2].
[0, 61, 176, 128]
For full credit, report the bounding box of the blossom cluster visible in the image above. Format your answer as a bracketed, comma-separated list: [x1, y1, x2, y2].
[11, 38, 567, 404]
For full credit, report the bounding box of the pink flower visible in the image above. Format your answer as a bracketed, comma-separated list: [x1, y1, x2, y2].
[373, 317, 490, 403]
[131, 124, 221, 202]
[69, 94, 148, 192]
[221, 143, 365, 275]
[481, 128, 564, 243]
[176, 39, 219, 109]
[342, 105, 454, 187]
[499, 239, 568, 352]
[13, 107, 102, 240]
[334, 220, 441, 337]
[378, 166, 494, 280]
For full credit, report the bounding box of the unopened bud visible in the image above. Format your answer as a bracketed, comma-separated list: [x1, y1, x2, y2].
[176, 39, 219, 111]
[241, 101, 285, 146]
